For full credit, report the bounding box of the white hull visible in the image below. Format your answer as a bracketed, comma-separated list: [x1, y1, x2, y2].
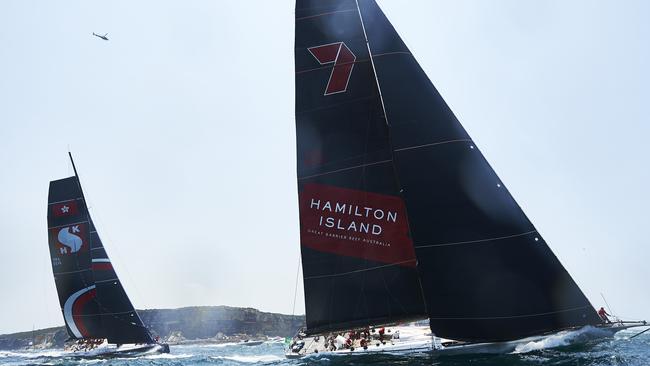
[65, 343, 168, 358]
[286, 325, 434, 358]
[286, 322, 647, 358]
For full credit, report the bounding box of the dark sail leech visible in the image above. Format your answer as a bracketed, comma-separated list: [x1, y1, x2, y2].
[295, 0, 602, 341]
[355, 0, 602, 341]
[89, 218, 153, 345]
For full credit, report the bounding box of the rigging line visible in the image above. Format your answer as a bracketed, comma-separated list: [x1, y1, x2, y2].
[48, 197, 84, 205]
[379, 260, 410, 316]
[295, 9, 357, 21]
[296, 94, 376, 115]
[394, 139, 474, 153]
[291, 254, 301, 318]
[629, 327, 650, 339]
[428, 305, 593, 320]
[304, 259, 416, 280]
[84, 181, 148, 332]
[95, 278, 120, 284]
[67, 153, 96, 303]
[372, 51, 412, 58]
[68, 154, 149, 340]
[296, 58, 370, 75]
[353, 0, 429, 315]
[298, 159, 392, 180]
[415, 230, 538, 249]
[90, 209, 145, 309]
[304, 150, 388, 173]
[48, 220, 90, 230]
[295, 3, 356, 14]
[601, 293, 616, 317]
[355, 1, 388, 127]
[54, 268, 92, 276]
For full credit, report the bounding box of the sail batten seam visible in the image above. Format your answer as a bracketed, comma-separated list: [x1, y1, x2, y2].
[296, 58, 370, 75]
[54, 268, 92, 276]
[95, 278, 119, 284]
[48, 198, 83, 205]
[304, 259, 416, 280]
[296, 9, 357, 21]
[298, 159, 393, 180]
[415, 230, 538, 249]
[395, 139, 474, 152]
[48, 220, 90, 230]
[428, 305, 593, 320]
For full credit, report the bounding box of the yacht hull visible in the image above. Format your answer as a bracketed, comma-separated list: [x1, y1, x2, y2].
[285, 323, 647, 358]
[67, 343, 170, 358]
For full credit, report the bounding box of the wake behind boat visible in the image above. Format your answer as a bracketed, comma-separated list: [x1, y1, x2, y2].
[238, 340, 265, 347]
[46, 153, 169, 358]
[288, 0, 646, 358]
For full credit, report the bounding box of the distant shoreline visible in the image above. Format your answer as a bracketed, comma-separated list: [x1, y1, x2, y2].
[0, 305, 304, 350]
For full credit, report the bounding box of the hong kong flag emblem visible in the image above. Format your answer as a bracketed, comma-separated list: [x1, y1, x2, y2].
[52, 200, 80, 218]
[308, 42, 356, 95]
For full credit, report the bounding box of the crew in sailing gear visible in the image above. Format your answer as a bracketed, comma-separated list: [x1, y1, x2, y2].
[598, 307, 612, 323]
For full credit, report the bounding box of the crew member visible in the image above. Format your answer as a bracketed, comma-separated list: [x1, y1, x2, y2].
[598, 307, 612, 323]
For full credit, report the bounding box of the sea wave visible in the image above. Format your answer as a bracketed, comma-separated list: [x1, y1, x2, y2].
[144, 352, 193, 359]
[0, 349, 65, 359]
[211, 354, 283, 363]
[513, 326, 610, 353]
[198, 342, 239, 348]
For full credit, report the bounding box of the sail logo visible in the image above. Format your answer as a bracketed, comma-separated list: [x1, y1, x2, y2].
[308, 42, 356, 95]
[299, 183, 416, 267]
[64, 285, 97, 338]
[51, 199, 80, 218]
[49, 223, 88, 256]
[310, 199, 397, 236]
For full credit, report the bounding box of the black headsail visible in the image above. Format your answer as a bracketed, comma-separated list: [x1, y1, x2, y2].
[295, 0, 428, 334]
[295, 0, 602, 341]
[47, 154, 153, 344]
[88, 216, 153, 344]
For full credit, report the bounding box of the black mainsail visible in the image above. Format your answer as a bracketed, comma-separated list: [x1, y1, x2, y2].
[47, 154, 153, 345]
[295, 0, 602, 342]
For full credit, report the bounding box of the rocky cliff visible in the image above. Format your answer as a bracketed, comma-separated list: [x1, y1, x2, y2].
[0, 306, 304, 350]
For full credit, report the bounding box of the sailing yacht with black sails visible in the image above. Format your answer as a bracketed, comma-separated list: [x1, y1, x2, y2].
[47, 153, 169, 357]
[289, 0, 646, 357]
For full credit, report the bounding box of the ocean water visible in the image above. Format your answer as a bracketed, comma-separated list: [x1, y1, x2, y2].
[1, 327, 648, 366]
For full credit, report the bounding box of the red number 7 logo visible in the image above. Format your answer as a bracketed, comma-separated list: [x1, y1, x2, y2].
[308, 42, 357, 96]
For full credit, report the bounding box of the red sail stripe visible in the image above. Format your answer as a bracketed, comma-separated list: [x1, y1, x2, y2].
[91, 263, 114, 271]
[72, 289, 97, 338]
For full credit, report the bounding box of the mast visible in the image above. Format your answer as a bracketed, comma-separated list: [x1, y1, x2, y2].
[68, 152, 89, 205]
[68, 152, 80, 183]
[354, 0, 429, 314]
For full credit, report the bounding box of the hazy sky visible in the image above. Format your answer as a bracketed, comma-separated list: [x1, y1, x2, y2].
[1, 0, 648, 334]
